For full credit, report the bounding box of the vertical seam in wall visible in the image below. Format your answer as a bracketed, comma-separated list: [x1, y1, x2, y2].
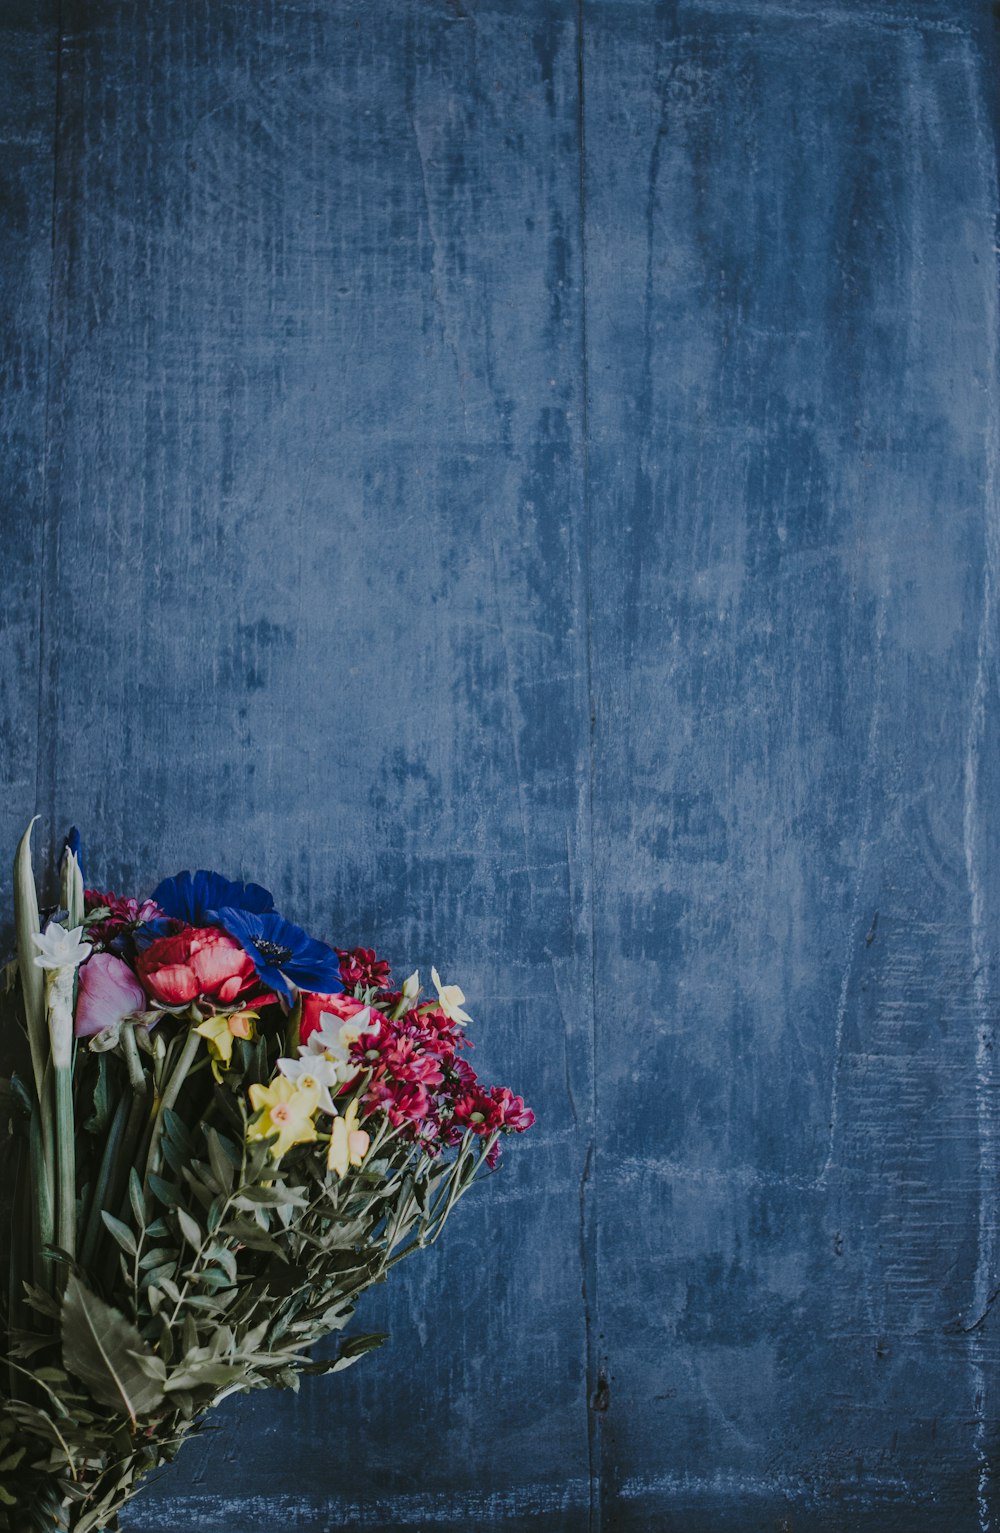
[964, 12, 1000, 1529]
[576, 4, 601, 1531]
[35, 0, 65, 861]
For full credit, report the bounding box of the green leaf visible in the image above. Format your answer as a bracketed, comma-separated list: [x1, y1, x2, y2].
[13, 819, 45, 1102]
[233, 1183, 309, 1208]
[191, 1268, 235, 1293]
[100, 1212, 138, 1258]
[140, 1260, 177, 1288]
[206, 1127, 236, 1192]
[162, 1107, 195, 1156]
[335, 1331, 388, 1369]
[177, 1209, 201, 1250]
[165, 1361, 248, 1393]
[219, 1220, 286, 1257]
[139, 1247, 176, 1271]
[211, 1082, 246, 1136]
[84, 1053, 112, 1135]
[302, 1332, 387, 1374]
[60, 842, 84, 930]
[148, 1173, 180, 1208]
[128, 1168, 148, 1229]
[60, 1273, 164, 1424]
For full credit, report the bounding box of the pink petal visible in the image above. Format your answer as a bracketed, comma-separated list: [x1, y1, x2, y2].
[75, 952, 147, 1038]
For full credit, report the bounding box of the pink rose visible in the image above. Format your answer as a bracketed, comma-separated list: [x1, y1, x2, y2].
[135, 926, 257, 1007]
[75, 952, 147, 1038]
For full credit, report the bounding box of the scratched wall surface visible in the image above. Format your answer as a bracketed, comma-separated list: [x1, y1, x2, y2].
[0, 0, 998, 1529]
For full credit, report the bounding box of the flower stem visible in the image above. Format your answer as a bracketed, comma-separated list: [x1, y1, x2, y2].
[79, 1093, 129, 1270]
[29, 1102, 54, 1294]
[109, 1026, 152, 1223]
[143, 1029, 202, 1190]
[53, 1066, 76, 1260]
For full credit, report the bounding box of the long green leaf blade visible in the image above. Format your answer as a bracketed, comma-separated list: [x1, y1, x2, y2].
[13, 819, 45, 1102]
[59, 841, 84, 929]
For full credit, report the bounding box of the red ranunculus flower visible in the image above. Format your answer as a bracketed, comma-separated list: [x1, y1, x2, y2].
[136, 926, 258, 1007]
[299, 990, 370, 1046]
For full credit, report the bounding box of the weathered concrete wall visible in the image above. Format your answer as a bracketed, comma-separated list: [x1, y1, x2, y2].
[0, 2, 997, 1528]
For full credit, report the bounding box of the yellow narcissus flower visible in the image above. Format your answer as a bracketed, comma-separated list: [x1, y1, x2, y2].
[194, 1010, 258, 1082]
[327, 1098, 370, 1179]
[247, 1075, 320, 1161]
[430, 965, 472, 1025]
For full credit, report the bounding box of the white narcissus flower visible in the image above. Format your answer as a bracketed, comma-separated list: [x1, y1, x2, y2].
[277, 1053, 339, 1115]
[32, 924, 89, 973]
[32, 924, 89, 1071]
[301, 1007, 378, 1085]
[431, 965, 472, 1025]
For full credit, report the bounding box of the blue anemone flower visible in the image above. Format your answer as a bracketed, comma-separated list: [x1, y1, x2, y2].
[150, 870, 275, 927]
[132, 916, 182, 952]
[213, 908, 342, 1005]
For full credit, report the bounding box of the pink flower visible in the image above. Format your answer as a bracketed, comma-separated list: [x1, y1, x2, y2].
[489, 1087, 535, 1132]
[382, 1035, 444, 1086]
[135, 926, 258, 1007]
[366, 1077, 432, 1128]
[84, 889, 164, 948]
[75, 952, 147, 1038]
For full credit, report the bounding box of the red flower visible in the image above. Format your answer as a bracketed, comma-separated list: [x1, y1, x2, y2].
[337, 946, 392, 992]
[299, 990, 370, 1046]
[382, 1035, 445, 1087]
[135, 926, 259, 1007]
[367, 1077, 431, 1128]
[449, 1057, 478, 1089]
[489, 1087, 535, 1132]
[85, 889, 164, 948]
[451, 1087, 503, 1136]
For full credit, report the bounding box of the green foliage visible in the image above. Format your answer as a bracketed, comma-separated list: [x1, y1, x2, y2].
[0, 962, 496, 1532]
[60, 1276, 164, 1423]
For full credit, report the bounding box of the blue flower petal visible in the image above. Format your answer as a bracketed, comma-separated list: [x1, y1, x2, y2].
[214, 908, 342, 1004]
[151, 870, 275, 926]
[132, 916, 183, 951]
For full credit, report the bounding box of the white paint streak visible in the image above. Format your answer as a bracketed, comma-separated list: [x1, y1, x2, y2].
[617, 1468, 914, 1502]
[611, 1152, 822, 1194]
[127, 1480, 591, 1530]
[407, 103, 467, 419]
[680, 0, 968, 38]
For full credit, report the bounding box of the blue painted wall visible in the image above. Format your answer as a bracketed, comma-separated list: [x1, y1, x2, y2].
[1, 1, 998, 1527]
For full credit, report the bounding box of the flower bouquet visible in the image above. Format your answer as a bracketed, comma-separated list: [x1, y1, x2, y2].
[0, 823, 532, 1531]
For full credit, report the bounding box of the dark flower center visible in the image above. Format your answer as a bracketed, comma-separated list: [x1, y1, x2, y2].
[254, 939, 294, 965]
